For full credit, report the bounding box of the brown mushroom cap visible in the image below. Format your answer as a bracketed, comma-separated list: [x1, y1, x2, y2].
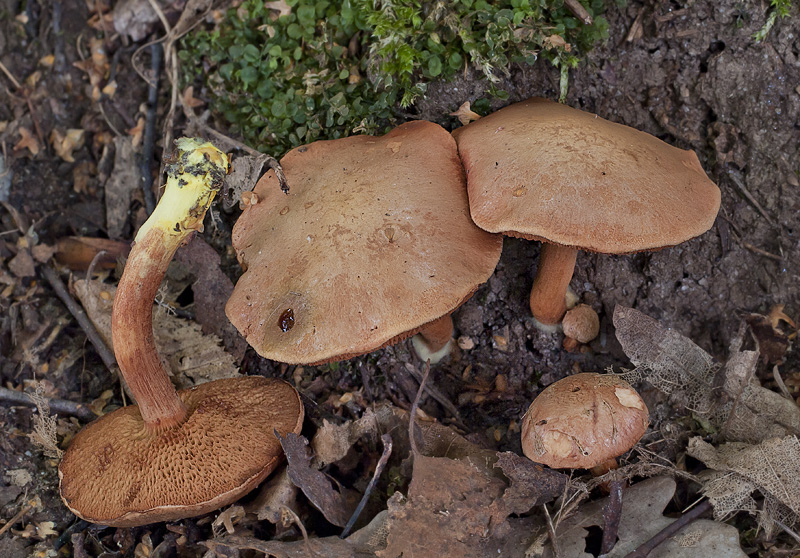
[58, 377, 303, 527]
[562, 304, 600, 344]
[452, 97, 721, 253]
[226, 120, 502, 364]
[521, 373, 648, 469]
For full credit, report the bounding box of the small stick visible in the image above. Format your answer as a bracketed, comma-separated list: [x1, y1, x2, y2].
[0, 59, 22, 89]
[542, 503, 560, 558]
[40, 264, 119, 376]
[564, 0, 593, 24]
[624, 499, 712, 558]
[340, 433, 393, 538]
[0, 498, 37, 538]
[140, 42, 162, 215]
[408, 360, 432, 457]
[601, 479, 625, 554]
[727, 170, 778, 228]
[0, 386, 95, 421]
[280, 506, 315, 557]
[405, 363, 464, 428]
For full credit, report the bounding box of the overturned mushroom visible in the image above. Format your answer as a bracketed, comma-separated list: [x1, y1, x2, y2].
[452, 97, 720, 328]
[58, 139, 304, 527]
[226, 121, 502, 365]
[521, 373, 648, 472]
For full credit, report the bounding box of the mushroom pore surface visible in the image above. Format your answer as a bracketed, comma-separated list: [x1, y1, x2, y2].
[58, 377, 303, 527]
[521, 373, 648, 469]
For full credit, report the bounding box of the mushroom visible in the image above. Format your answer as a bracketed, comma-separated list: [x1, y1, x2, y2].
[561, 304, 600, 352]
[58, 138, 304, 527]
[452, 97, 721, 328]
[520, 373, 648, 473]
[225, 120, 502, 365]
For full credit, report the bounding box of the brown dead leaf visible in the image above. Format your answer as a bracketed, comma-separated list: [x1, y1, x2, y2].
[105, 136, 138, 239]
[13, 127, 40, 156]
[745, 306, 795, 364]
[127, 117, 145, 148]
[689, 436, 800, 538]
[174, 237, 247, 361]
[548, 476, 746, 557]
[247, 468, 299, 523]
[181, 85, 205, 109]
[72, 277, 240, 388]
[449, 101, 482, 125]
[279, 432, 358, 527]
[54, 236, 129, 272]
[265, 0, 292, 17]
[614, 305, 800, 444]
[8, 249, 35, 278]
[493, 451, 566, 515]
[50, 129, 85, 163]
[113, 0, 159, 41]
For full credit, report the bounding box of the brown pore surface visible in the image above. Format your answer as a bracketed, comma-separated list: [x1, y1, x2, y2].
[226, 120, 503, 364]
[521, 373, 649, 469]
[58, 377, 304, 527]
[452, 97, 721, 253]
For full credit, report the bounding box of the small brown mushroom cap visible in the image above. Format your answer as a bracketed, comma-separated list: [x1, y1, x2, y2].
[226, 120, 502, 364]
[562, 304, 600, 344]
[452, 97, 721, 253]
[521, 373, 648, 469]
[58, 377, 303, 527]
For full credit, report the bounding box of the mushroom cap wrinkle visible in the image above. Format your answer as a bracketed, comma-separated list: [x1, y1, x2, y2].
[58, 377, 303, 527]
[521, 373, 648, 469]
[452, 97, 721, 253]
[226, 120, 502, 364]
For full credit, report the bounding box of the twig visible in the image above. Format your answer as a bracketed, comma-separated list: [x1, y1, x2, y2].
[727, 169, 778, 228]
[624, 499, 713, 558]
[40, 264, 119, 376]
[408, 360, 432, 457]
[564, 0, 593, 24]
[0, 498, 37, 538]
[601, 479, 625, 554]
[772, 365, 794, 400]
[0, 59, 22, 89]
[542, 503, 560, 558]
[140, 43, 162, 215]
[405, 363, 464, 428]
[742, 241, 783, 262]
[0, 386, 96, 421]
[280, 506, 315, 557]
[340, 433, 393, 538]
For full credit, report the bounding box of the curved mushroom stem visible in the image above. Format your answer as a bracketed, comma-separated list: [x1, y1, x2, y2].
[529, 243, 579, 327]
[411, 314, 454, 364]
[112, 139, 229, 432]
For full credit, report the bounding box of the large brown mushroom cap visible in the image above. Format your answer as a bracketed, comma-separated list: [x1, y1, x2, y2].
[521, 373, 648, 469]
[453, 97, 720, 253]
[58, 377, 303, 527]
[226, 120, 502, 364]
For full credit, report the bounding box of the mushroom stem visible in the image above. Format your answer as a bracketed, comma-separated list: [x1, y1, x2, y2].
[529, 243, 578, 326]
[111, 138, 228, 431]
[417, 314, 454, 352]
[411, 314, 454, 364]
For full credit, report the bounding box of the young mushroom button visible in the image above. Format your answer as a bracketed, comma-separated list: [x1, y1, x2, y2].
[58, 139, 304, 527]
[225, 120, 502, 365]
[520, 373, 648, 472]
[452, 97, 721, 329]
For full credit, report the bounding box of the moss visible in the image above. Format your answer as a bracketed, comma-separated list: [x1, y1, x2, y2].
[180, 0, 609, 156]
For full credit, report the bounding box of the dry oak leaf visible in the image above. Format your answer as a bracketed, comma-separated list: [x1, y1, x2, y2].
[450, 101, 482, 125]
[14, 127, 40, 156]
[50, 129, 85, 163]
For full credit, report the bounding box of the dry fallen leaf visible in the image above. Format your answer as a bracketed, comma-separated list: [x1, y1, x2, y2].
[279, 432, 358, 527]
[50, 128, 85, 163]
[614, 305, 800, 443]
[449, 101, 482, 125]
[72, 277, 240, 388]
[13, 127, 40, 156]
[264, 0, 292, 17]
[547, 476, 746, 558]
[688, 436, 800, 538]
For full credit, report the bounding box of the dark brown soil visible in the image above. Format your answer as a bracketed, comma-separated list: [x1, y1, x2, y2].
[0, 0, 798, 556]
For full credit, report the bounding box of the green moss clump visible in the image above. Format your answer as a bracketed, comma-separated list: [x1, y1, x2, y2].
[179, 0, 608, 156]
